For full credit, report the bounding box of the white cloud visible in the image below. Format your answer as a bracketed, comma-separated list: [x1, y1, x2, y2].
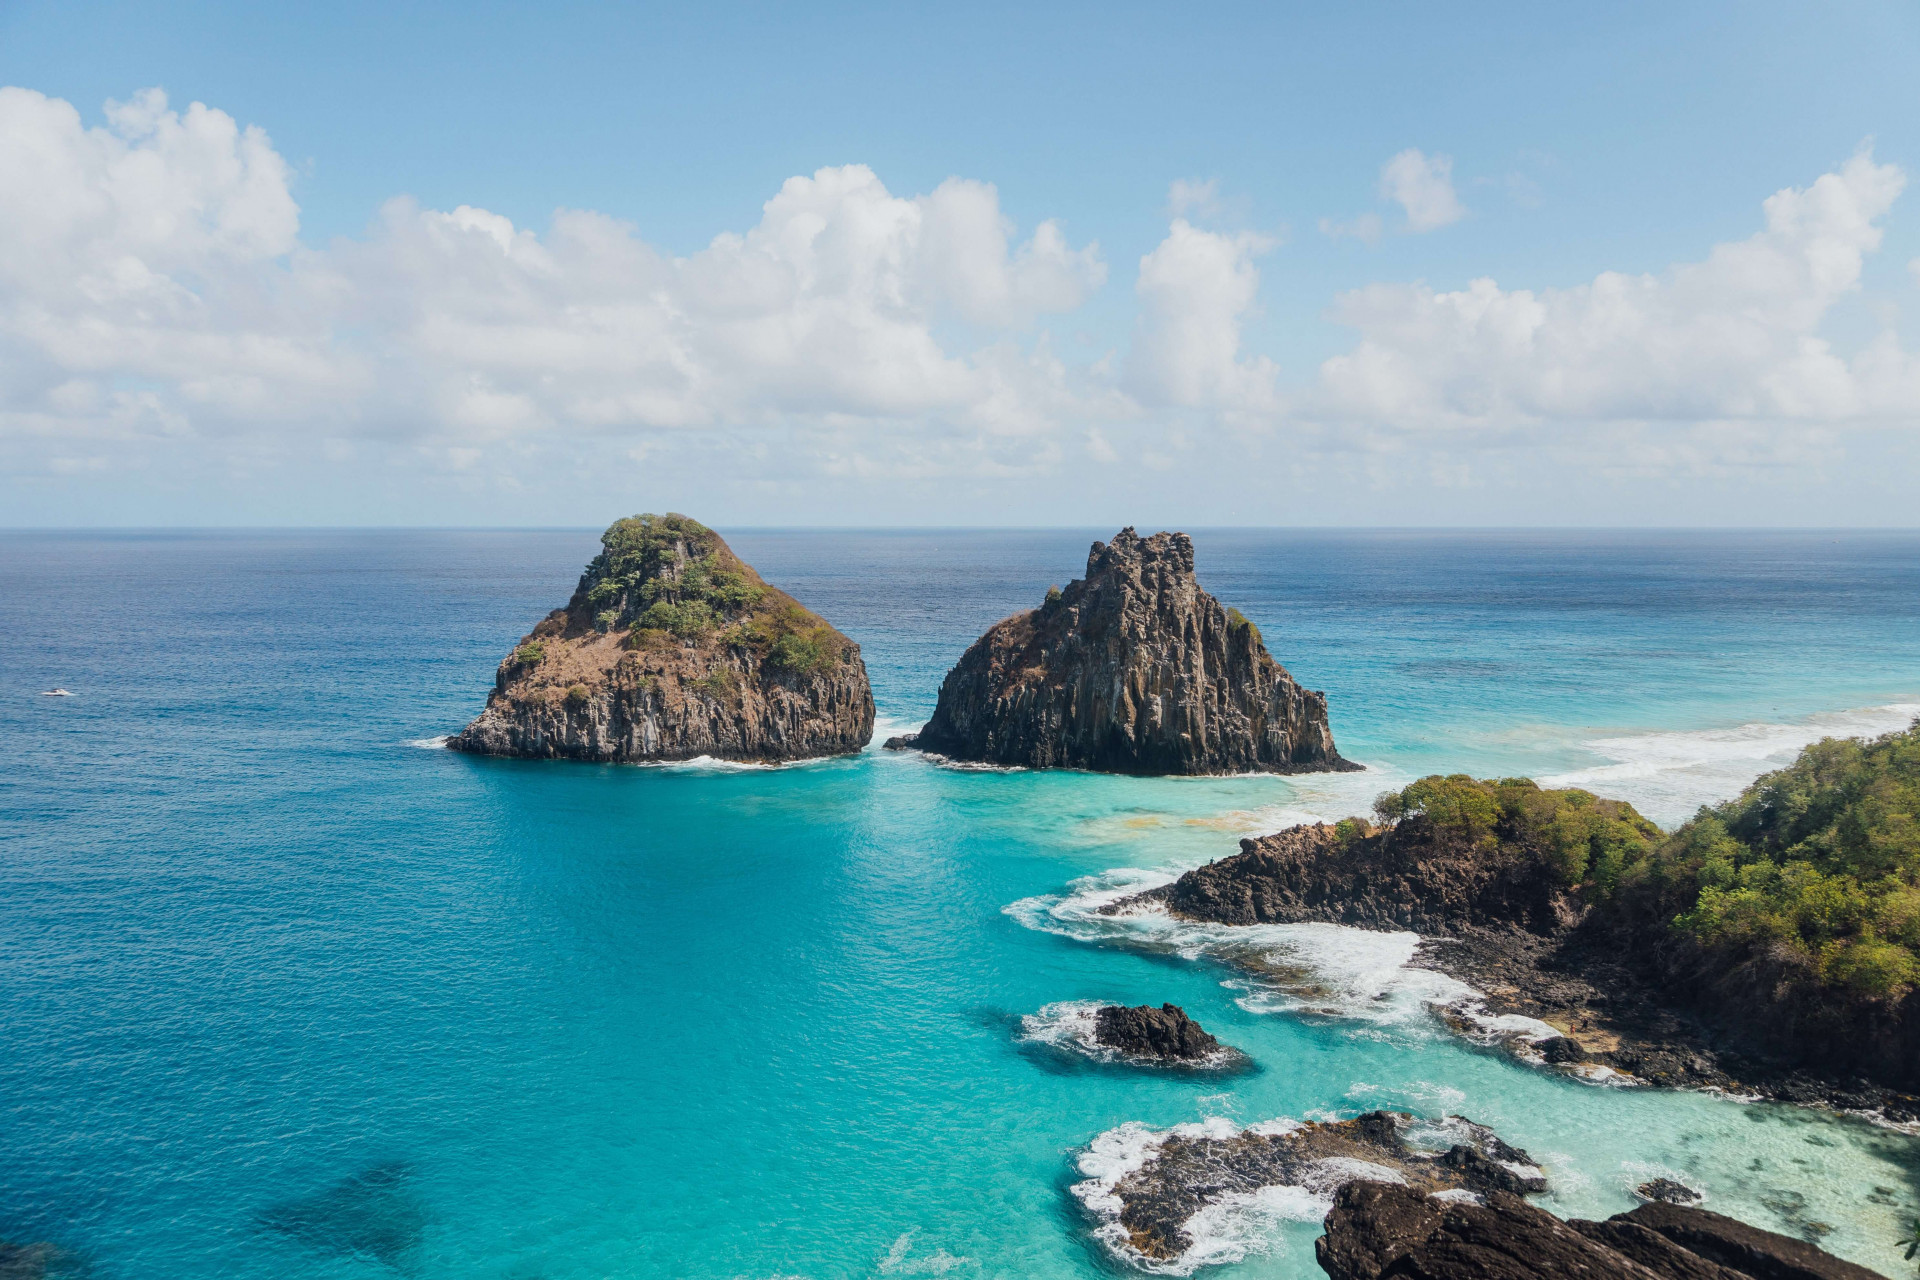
[5, 84, 1919, 521]
[0, 87, 1108, 456]
[1379, 148, 1466, 232]
[1125, 220, 1279, 418]
[1314, 147, 1920, 430]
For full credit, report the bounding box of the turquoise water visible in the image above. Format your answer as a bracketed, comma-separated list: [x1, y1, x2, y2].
[3, 529, 1920, 1279]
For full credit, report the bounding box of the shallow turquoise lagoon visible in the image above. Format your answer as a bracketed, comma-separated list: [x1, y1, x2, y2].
[3, 529, 1919, 1278]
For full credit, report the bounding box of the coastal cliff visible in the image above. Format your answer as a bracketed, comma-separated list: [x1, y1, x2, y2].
[892, 528, 1354, 774]
[451, 514, 873, 763]
[1126, 750, 1920, 1108]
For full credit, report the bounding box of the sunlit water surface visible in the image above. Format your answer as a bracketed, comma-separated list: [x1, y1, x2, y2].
[3, 529, 1919, 1278]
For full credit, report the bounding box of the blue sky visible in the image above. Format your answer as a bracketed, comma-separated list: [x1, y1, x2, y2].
[3, 1, 1919, 525]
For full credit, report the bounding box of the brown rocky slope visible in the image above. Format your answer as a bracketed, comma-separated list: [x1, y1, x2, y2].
[890, 528, 1355, 774]
[451, 514, 873, 763]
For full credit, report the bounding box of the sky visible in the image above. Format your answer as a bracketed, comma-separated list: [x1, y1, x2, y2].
[3, 0, 1920, 527]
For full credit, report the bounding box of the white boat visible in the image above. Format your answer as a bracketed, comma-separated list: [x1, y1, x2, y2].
[42, 688, 74, 697]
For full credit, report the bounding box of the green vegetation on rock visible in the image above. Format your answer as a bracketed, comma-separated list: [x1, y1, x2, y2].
[1655, 720, 1920, 999]
[577, 513, 765, 635]
[511, 640, 546, 667]
[1371, 774, 1658, 895]
[1225, 606, 1263, 646]
[1370, 720, 1920, 1000]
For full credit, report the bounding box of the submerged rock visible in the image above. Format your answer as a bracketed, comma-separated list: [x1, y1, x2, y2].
[451, 514, 873, 763]
[1091, 1003, 1225, 1063]
[1080, 1109, 1545, 1265]
[0, 1240, 87, 1280]
[893, 528, 1354, 774]
[1317, 1181, 1883, 1280]
[1638, 1179, 1705, 1206]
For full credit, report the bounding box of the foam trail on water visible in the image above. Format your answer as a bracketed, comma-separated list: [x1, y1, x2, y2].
[1006, 871, 1470, 1031]
[1542, 700, 1920, 824]
[406, 735, 451, 749]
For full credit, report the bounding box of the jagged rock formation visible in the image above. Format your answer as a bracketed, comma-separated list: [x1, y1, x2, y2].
[890, 528, 1354, 774]
[1101, 1110, 1545, 1263]
[451, 514, 873, 763]
[1091, 1003, 1225, 1062]
[1317, 1181, 1884, 1280]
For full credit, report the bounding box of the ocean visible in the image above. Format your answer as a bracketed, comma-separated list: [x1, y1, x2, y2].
[3, 528, 1918, 1279]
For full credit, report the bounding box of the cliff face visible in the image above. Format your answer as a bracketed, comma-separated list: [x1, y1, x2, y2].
[451, 514, 873, 763]
[897, 528, 1353, 775]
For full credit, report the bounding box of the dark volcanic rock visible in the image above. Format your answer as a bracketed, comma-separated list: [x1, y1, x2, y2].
[1317, 1182, 1885, 1280]
[1638, 1180, 1705, 1206]
[1123, 811, 1920, 1111]
[451, 514, 873, 764]
[1095, 1110, 1545, 1264]
[898, 528, 1355, 774]
[1149, 818, 1580, 935]
[1091, 1003, 1223, 1062]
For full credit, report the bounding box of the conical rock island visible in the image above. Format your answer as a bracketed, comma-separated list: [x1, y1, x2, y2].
[451, 514, 874, 762]
[893, 528, 1354, 774]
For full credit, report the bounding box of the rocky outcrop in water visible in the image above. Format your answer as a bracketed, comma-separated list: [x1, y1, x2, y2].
[890, 528, 1354, 774]
[451, 514, 873, 763]
[1091, 1003, 1224, 1062]
[1094, 1110, 1545, 1264]
[1317, 1182, 1885, 1280]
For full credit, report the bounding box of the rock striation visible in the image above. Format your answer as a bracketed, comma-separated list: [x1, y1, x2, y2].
[1317, 1181, 1885, 1280]
[451, 514, 873, 763]
[891, 528, 1354, 774]
[1091, 1003, 1225, 1063]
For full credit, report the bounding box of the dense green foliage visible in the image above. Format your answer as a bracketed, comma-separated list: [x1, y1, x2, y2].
[579, 513, 765, 634]
[511, 640, 546, 667]
[1653, 721, 1920, 998]
[562, 513, 849, 676]
[1370, 721, 1920, 1000]
[1372, 773, 1658, 894]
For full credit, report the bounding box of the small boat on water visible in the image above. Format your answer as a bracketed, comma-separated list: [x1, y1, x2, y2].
[42, 688, 74, 697]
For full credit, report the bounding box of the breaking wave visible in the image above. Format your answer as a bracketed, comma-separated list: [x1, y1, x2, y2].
[1541, 700, 1920, 825]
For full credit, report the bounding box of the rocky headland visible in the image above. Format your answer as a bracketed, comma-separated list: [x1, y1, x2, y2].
[451, 514, 873, 763]
[888, 528, 1355, 774]
[1116, 757, 1920, 1117]
[1317, 1181, 1884, 1280]
[1091, 1002, 1230, 1064]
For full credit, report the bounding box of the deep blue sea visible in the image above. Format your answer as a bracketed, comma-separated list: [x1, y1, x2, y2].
[4, 529, 1920, 1280]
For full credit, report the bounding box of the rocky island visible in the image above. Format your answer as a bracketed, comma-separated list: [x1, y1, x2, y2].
[451, 514, 873, 763]
[1091, 1002, 1232, 1064]
[1119, 725, 1920, 1114]
[889, 528, 1355, 774]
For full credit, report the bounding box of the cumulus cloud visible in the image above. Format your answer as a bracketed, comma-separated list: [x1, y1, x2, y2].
[1313, 147, 1920, 431]
[1379, 148, 1466, 232]
[5, 84, 1919, 515]
[0, 87, 1107, 458]
[1125, 219, 1279, 419]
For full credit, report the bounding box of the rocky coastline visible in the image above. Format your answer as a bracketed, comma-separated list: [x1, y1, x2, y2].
[451, 514, 873, 764]
[1122, 815, 1920, 1120]
[890, 528, 1356, 774]
[1318, 1181, 1885, 1280]
[1080, 1109, 1548, 1266]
